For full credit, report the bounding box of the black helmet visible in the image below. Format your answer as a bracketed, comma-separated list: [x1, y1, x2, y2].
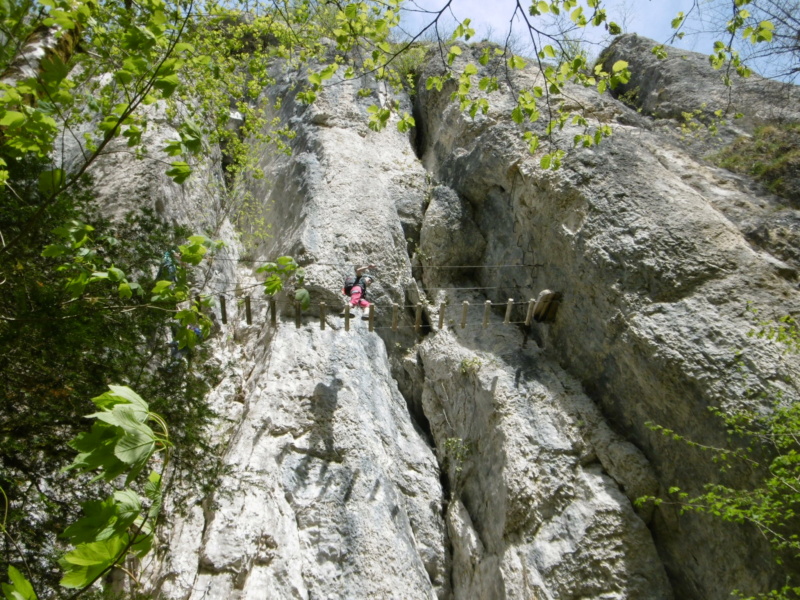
[362, 274, 374, 284]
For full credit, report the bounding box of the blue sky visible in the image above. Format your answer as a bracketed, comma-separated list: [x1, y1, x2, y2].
[398, 0, 717, 58]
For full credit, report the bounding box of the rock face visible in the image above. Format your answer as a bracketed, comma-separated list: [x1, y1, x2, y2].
[599, 34, 800, 130]
[123, 36, 800, 600]
[415, 37, 800, 599]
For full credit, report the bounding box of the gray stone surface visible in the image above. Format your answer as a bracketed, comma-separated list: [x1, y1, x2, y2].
[416, 39, 800, 599]
[599, 34, 800, 130]
[418, 326, 670, 600]
[88, 35, 800, 600]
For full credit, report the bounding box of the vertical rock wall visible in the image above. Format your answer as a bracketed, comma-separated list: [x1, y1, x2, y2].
[132, 37, 800, 600]
[415, 39, 800, 599]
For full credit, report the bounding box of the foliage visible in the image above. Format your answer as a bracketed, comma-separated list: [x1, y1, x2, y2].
[675, 104, 733, 140]
[712, 123, 800, 202]
[257, 255, 309, 310]
[666, 0, 799, 83]
[443, 437, 471, 476]
[459, 356, 482, 376]
[442, 436, 471, 500]
[637, 310, 800, 599]
[0, 168, 221, 592]
[2, 386, 168, 597]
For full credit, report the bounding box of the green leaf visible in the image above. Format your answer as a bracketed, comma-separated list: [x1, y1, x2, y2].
[256, 262, 277, 273]
[129, 528, 154, 558]
[41, 244, 68, 258]
[145, 471, 163, 519]
[38, 169, 65, 197]
[397, 112, 415, 133]
[40, 54, 69, 83]
[295, 288, 311, 311]
[60, 537, 127, 588]
[62, 497, 118, 544]
[109, 386, 147, 409]
[166, 161, 191, 184]
[93, 386, 148, 414]
[508, 55, 526, 69]
[61, 536, 127, 568]
[113, 489, 143, 527]
[0, 110, 25, 128]
[263, 274, 282, 295]
[612, 60, 628, 73]
[154, 74, 179, 97]
[112, 416, 155, 458]
[174, 42, 194, 54]
[2, 566, 36, 600]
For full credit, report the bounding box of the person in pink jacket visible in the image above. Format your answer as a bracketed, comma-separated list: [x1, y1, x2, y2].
[346, 264, 376, 308]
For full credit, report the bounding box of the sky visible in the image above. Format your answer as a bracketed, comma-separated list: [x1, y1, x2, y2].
[397, 0, 720, 59]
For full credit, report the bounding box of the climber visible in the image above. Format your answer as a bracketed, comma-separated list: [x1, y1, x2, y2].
[343, 264, 376, 309]
[157, 248, 181, 282]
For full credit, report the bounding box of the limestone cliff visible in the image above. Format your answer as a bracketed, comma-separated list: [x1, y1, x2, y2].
[86, 35, 800, 599]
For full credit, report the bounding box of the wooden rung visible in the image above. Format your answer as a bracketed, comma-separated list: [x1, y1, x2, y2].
[368, 304, 375, 332]
[461, 301, 468, 329]
[482, 300, 491, 329]
[392, 303, 399, 331]
[415, 303, 422, 333]
[295, 300, 301, 328]
[525, 298, 535, 326]
[245, 296, 252, 325]
[220, 296, 227, 324]
[320, 302, 326, 331]
[504, 298, 513, 324]
[438, 302, 445, 330]
[344, 307, 350, 332]
[269, 298, 276, 326]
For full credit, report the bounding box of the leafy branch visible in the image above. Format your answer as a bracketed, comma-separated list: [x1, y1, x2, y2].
[2, 385, 169, 598]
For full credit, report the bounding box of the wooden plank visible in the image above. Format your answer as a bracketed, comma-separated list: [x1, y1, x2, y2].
[245, 296, 252, 325]
[220, 296, 227, 324]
